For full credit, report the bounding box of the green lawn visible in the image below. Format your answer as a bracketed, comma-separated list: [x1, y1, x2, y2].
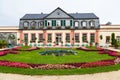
[0, 48, 113, 64]
[0, 47, 119, 75]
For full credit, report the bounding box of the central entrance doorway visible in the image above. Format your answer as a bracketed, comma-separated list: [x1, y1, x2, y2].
[56, 34, 62, 45]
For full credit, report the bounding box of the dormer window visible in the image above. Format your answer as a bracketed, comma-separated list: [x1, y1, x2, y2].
[23, 21, 29, 29]
[31, 21, 36, 29]
[66, 20, 70, 26]
[48, 21, 51, 26]
[57, 20, 60, 26]
[89, 21, 95, 27]
[81, 21, 87, 28]
[74, 21, 79, 27]
[38, 21, 43, 29]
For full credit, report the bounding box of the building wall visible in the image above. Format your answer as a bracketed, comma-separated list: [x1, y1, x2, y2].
[0, 25, 120, 47]
[99, 25, 120, 46]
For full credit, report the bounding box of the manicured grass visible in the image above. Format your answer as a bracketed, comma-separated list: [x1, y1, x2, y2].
[86, 46, 98, 50]
[18, 46, 31, 50]
[0, 64, 120, 75]
[0, 48, 113, 64]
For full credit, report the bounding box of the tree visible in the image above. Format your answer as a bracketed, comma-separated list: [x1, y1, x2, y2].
[106, 22, 112, 25]
[8, 34, 16, 45]
[111, 33, 115, 46]
[114, 39, 119, 48]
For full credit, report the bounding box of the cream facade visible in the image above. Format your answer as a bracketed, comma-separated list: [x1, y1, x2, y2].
[99, 25, 120, 46]
[0, 25, 120, 46]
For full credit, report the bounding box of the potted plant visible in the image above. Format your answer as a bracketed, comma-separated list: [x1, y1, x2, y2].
[56, 26, 61, 29]
[31, 26, 35, 29]
[66, 26, 70, 29]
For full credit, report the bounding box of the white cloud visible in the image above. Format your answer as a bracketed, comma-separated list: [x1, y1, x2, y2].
[0, 0, 120, 26]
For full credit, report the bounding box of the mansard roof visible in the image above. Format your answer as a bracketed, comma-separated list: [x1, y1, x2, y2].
[20, 7, 99, 20]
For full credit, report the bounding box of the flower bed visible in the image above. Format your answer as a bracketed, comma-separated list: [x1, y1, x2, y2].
[0, 60, 30, 68]
[0, 50, 19, 56]
[12, 47, 40, 51]
[99, 49, 120, 57]
[0, 52, 7, 56]
[0, 59, 116, 69]
[81, 59, 114, 68]
[76, 47, 104, 51]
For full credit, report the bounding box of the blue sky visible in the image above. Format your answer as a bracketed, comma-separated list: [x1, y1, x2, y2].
[0, 0, 120, 26]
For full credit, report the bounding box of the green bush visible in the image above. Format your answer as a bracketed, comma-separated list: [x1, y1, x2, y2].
[0, 40, 8, 48]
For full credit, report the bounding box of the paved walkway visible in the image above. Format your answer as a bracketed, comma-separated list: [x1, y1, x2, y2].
[0, 70, 120, 80]
[107, 47, 120, 52]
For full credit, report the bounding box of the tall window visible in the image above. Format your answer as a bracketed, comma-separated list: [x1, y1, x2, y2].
[66, 20, 70, 26]
[82, 21, 87, 27]
[89, 21, 95, 29]
[39, 34, 43, 42]
[106, 36, 110, 43]
[38, 21, 43, 28]
[47, 34, 52, 42]
[66, 33, 70, 43]
[75, 33, 79, 42]
[74, 21, 79, 27]
[31, 34, 36, 42]
[56, 20, 60, 26]
[24, 34, 28, 43]
[23, 22, 29, 29]
[31, 21, 36, 29]
[82, 33, 87, 42]
[116, 36, 120, 42]
[89, 21, 95, 26]
[90, 33, 95, 42]
[47, 20, 51, 26]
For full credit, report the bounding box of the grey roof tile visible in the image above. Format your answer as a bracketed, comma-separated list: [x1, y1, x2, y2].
[20, 13, 99, 20]
[70, 13, 99, 19]
[20, 14, 47, 19]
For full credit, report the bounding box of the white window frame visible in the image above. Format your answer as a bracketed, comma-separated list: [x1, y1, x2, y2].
[66, 20, 70, 26]
[74, 21, 79, 27]
[47, 20, 51, 26]
[90, 21, 95, 26]
[23, 22, 29, 27]
[82, 21, 87, 27]
[56, 20, 60, 26]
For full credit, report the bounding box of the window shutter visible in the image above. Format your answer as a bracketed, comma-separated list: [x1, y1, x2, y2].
[54, 20, 56, 26]
[52, 20, 54, 26]
[45, 20, 47, 26]
[70, 20, 72, 26]
[61, 20, 63, 26]
[64, 20, 66, 26]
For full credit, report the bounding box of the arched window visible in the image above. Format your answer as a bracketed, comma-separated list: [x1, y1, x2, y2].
[89, 20, 95, 27]
[38, 21, 43, 29]
[31, 21, 36, 29]
[81, 21, 87, 27]
[74, 21, 79, 27]
[23, 21, 29, 29]
[38, 21, 43, 27]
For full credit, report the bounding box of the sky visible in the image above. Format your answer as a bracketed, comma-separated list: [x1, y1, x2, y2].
[0, 0, 120, 26]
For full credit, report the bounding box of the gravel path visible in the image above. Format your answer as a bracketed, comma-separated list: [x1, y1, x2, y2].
[0, 70, 120, 80]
